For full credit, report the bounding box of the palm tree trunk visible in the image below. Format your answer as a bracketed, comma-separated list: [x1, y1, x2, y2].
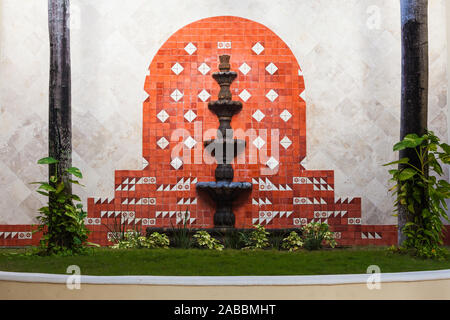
[48, 0, 71, 193]
[399, 0, 428, 245]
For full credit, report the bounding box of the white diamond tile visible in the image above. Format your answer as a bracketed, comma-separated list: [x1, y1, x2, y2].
[266, 157, 279, 170]
[252, 42, 264, 55]
[198, 63, 211, 75]
[198, 89, 211, 102]
[265, 62, 278, 75]
[157, 137, 169, 149]
[184, 42, 197, 55]
[170, 89, 183, 102]
[299, 90, 306, 101]
[280, 109, 292, 122]
[184, 110, 197, 122]
[239, 63, 251, 75]
[239, 89, 251, 102]
[184, 136, 197, 149]
[170, 157, 183, 170]
[252, 109, 265, 122]
[266, 89, 278, 102]
[171, 63, 184, 75]
[157, 110, 169, 122]
[253, 136, 266, 150]
[280, 136, 292, 149]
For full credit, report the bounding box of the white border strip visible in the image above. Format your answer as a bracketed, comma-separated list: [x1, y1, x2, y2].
[0, 269, 449, 286]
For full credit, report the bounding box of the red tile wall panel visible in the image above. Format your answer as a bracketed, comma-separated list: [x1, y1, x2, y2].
[0, 16, 417, 247]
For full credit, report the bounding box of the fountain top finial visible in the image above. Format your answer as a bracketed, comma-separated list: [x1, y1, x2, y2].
[218, 55, 231, 72]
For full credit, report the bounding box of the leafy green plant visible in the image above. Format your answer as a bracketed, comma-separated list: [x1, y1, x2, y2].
[281, 231, 304, 251]
[222, 230, 242, 249]
[110, 230, 140, 249]
[268, 233, 285, 250]
[241, 224, 270, 250]
[238, 229, 251, 248]
[301, 222, 336, 250]
[170, 209, 192, 249]
[31, 157, 94, 255]
[111, 231, 169, 249]
[384, 131, 450, 259]
[147, 232, 170, 248]
[104, 215, 139, 244]
[193, 231, 224, 251]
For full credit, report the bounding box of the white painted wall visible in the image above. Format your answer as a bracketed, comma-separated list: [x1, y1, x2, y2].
[0, 0, 447, 225]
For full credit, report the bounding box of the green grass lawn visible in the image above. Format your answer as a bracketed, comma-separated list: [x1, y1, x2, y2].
[0, 247, 449, 276]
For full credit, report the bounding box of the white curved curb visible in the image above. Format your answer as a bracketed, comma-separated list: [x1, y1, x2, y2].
[0, 269, 449, 286]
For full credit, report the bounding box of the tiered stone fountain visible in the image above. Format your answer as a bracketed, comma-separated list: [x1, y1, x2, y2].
[196, 55, 252, 228]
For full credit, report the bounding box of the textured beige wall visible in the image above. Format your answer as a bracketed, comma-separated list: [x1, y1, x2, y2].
[1, 279, 450, 300]
[0, 0, 447, 225]
[447, 0, 450, 148]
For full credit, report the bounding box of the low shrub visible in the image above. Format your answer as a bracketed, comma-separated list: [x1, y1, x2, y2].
[241, 224, 270, 250]
[111, 231, 169, 249]
[269, 233, 285, 250]
[222, 230, 242, 249]
[302, 222, 336, 250]
[170, 210, 192, 248]
[193, 231, 224, 251]
[281, 231, 304, 251]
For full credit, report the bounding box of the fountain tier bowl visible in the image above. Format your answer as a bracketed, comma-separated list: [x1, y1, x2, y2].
[196, 181, 252, 227]
[208, 100, 242, 118]
[196, 181, 252, 200]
